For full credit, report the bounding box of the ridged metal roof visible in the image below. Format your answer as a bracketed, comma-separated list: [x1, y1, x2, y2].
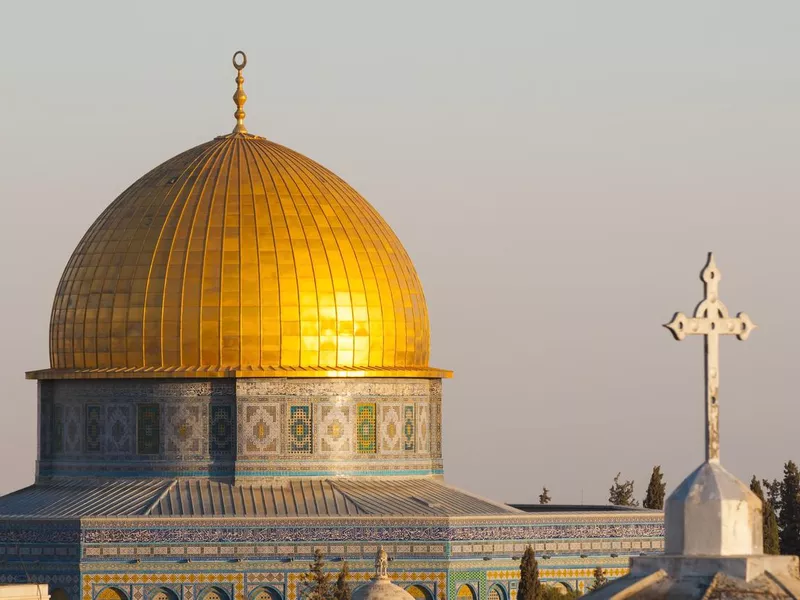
[0, 478, 520, 518]
[333, 479, 520, 516]
[0, 479, 171, 517]
[150, 479, 363, 517]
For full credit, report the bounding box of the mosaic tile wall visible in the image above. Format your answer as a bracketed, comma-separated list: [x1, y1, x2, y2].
[0, 510, 663, 599]
[37, 378, 442, 478]
[0, 557, 638, 600]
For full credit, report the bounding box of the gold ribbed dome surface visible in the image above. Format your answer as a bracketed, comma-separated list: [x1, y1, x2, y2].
[39, 133, 446, 379]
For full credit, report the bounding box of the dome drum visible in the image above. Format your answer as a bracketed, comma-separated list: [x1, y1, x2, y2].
[36, 377, 443, 481]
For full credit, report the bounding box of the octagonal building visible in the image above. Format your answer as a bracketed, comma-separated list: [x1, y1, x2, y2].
[0, 53, 663, 599]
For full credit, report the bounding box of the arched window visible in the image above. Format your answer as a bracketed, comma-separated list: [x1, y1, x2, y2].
[405, 585, 434, 600]
[251, 588, 282, 600]
[151, 589, 178, 600]
[97, 588, 128, 600]
[51, 589, 69, 600]
[488, 585, 506, 600]
[200, 588, 229, 600]
[456, 585, 477, 600]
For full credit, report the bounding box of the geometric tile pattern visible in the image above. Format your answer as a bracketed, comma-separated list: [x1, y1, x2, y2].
[449, 570, 486, 600]
[105, 405, 134, 454]
[210, 405, 234, 457]
[241, 403, 279, 455]
[40, 399, 52, 458]
[36, 378, 442, 477]
[164, 404, 203, 456]
[379, 405, 402, 452]
[86, 404, 102, 452]
[288, 405, 312, 454]
[418, 404, 430, 453]
[82, 574, 245, 600]
[318, 404, 352, 453]
[53, 404, 64, 454]
[356, 403, 376, 454]
[403, 405, 415, 451]
[431, 402, 442, 455]
[64, 404, 82, 454]
[136, 404, 160, 455]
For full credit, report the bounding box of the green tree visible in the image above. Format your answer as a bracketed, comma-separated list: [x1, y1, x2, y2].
[540, 587, 579, 600]
[333, 561, 351, 600]
[609, 473, 639, 507]
[589, 566, 608, 591]
[302, 549, 332, 600]
[780, 461, 800, 555]
[642, 466, 666, 510]
[539, 487, 551, 505]
[764, 478, 782, 516]
[751, 476, 780, 555]
[518, 545, 542, 600]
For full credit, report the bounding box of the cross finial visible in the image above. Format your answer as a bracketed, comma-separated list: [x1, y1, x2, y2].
[664, 253, 756, 463]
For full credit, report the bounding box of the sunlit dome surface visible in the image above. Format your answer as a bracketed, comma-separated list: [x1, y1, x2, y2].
[40, 54, 448, 379]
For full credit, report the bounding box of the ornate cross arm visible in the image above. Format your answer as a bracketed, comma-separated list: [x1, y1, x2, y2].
[663, 253, 756, 463]
[665, 312, 756, 341]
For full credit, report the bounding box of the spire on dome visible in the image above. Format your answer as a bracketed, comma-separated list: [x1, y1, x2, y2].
[375, 546, 389, 579]
[232, 50, 248, 134]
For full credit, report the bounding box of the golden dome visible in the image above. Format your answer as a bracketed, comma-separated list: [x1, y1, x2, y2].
[32, 53, 449, 380]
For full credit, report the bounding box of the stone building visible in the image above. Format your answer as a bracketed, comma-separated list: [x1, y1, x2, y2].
[585, 256, 800, 598]
[0, 52, 663, 599]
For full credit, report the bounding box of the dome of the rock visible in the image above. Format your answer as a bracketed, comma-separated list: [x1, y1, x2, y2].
[42, 108, 445, 379]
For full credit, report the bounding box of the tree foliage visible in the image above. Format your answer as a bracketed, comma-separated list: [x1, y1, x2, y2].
[518, 545, 541, 600]
[589, 566, 608, 591]
[764, 478, 783, 517]
[540, 587, 579, 600]
[751, 476, 780, 555]
[333, 561, 351, 600]
[303, 549, 333, 600]
[539, 487, 551, 505]
[609, 473, 639, 507]
[780, 461, 800, 555]
[642, 466, 666, 510]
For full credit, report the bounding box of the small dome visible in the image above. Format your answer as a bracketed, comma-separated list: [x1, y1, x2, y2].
[352, 578, 414, 600]
[353, 547, 414, 600]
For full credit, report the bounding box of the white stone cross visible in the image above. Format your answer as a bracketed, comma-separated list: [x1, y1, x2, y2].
[664, 253, 756, 463]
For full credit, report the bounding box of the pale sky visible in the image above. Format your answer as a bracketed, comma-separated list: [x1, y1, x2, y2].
[1, 1, 798, 503]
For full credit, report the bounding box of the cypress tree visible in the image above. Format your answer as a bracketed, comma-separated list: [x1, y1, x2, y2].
[538, 487, 551, 505]
[518, 545, 541, 600]
[764, 478, 783, 516]
[609, 473, 639, 507]
[751, 476, 780, 555]
[780, 461, 800, 555]
[333, 561, 351, 600]
[302, 549, 332, 600]
[642, 466, 666, 510]
[589, 566, 607, 591]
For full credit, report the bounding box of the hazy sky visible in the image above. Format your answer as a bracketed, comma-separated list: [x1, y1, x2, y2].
[1, 1, 798, 503]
